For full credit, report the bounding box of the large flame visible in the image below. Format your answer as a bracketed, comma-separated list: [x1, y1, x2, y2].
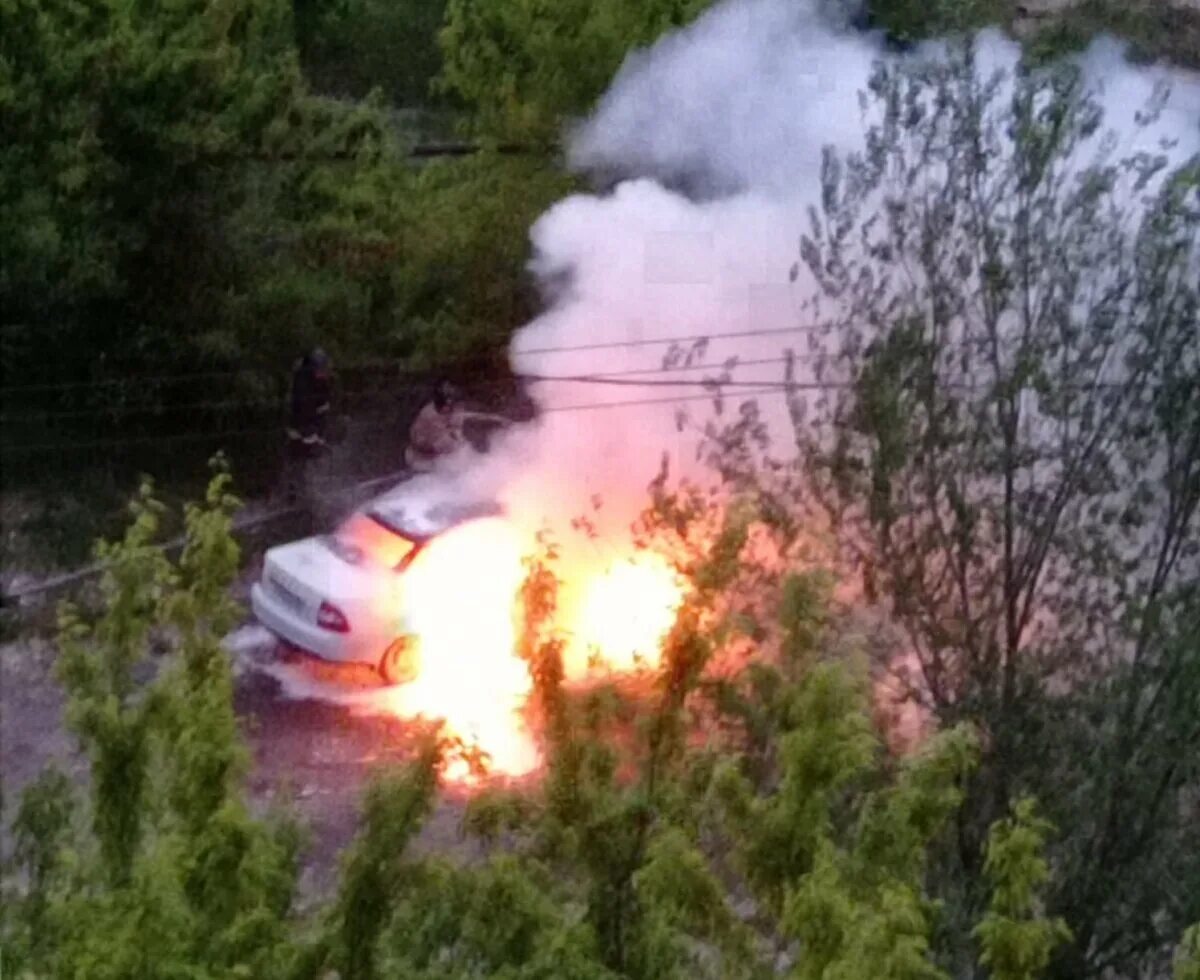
[562, 551, 683, 676]
[377, 518, 684, 781]
[378, 517, 536, 780]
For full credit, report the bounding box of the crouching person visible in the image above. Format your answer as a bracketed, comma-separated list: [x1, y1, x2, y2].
[405, 379, 505, 472]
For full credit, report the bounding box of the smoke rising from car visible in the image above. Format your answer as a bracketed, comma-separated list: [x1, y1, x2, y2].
[474, 0, 1200, 550]
[282, 0, 1198, 778]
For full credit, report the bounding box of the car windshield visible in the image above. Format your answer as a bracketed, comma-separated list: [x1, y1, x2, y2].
[368, 498, 504, 541]
[333, 512, 417, 570]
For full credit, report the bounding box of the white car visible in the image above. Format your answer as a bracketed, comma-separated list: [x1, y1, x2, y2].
[250, 477, 502, 683]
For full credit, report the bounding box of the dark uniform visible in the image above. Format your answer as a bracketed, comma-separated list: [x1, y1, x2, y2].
[285, 349, 333, 506]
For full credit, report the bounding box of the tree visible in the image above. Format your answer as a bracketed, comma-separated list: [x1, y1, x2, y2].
[974, 798, 1072, 980]
[294, 0, 451, 105]
[792, 37, 1200, 976]
[1, 466, 1083, 979]
[1177, 924, 1200, 980]
[863, 0, 1008, 46]
[315, 734, 457, 980]
[0, 0, 297, 376]
[4, 464, 299, 978]
[304, 502, 1056, 980]
[437, 0, 712, 145]
[475, 501, 1047, 980]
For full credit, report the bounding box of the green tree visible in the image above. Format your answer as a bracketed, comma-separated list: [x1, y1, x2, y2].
[0, 0, 297, 377]
[1177, 924, 1200, 980]
[254, 145, 577, 368]
[438, 0, 712, 145]
[295, 0, 451, 105]
[1, 467, 1083, 979]
[55, 483, 174, 884]
[792, 37, 1200, 976]
[975, 798, 1072, 980]
[712, 636, 981, 979]
[322, 737, 444, 980]
[864, 0, 1007, 44]
[302, 500, 1050, 980]
[6, 464, 299, 978]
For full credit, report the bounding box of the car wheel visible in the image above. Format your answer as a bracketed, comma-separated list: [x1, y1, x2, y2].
[379, 636, 418, 686]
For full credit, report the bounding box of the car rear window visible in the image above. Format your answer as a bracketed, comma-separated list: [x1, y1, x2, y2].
[334, 512, 417, 569]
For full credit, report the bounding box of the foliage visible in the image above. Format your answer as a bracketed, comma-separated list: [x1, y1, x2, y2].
[437, 0, 713, 144]
[0, 0, 699, 408]
[0, 0, 573, 504]
[793, 36, 1200, 976]
[4, 4, 1198, 978]
[317, 737, 445, 980]
[1177, 925, 1200, 980]
[295, 0, 451, 105]
[0, 472, 1147, 980]
[975, 798, 1072, 980]
[247, 146, 577, 369]
[453, 508, 1003, 980]
[713, 647, 982, 980]
[778, 712, 978, 980]
[0, 0, 297, 368]
[865, 0, 1009, 44]
[3, 463, 300, 978]
[865, 0, 1200, 68]
[1022, 0, 1200, 70]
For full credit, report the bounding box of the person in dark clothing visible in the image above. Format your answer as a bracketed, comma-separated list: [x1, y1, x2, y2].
[288, 347, 333, 452]
[285, 348, 333, 507]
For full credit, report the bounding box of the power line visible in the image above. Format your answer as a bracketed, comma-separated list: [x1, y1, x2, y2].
[522, 356, 797, 381]
[510, 325, 829, 357]
[0, 325, 837, 395]
[523, 372, 796, 390]
[0, 358, 811, 423]
[0, 426, 282, 456]
[0, 388, 396, 424]
[0, 369, 1134, 455]
[0, 382, 805, 454]
[538, 384, 804, 414]
[3, 318, 1144, 398]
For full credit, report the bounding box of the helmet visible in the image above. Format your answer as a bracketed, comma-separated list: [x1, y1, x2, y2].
[306, 347, 331, 371]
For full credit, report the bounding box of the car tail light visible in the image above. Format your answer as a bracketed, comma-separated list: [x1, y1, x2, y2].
[317, 601, 350, 633]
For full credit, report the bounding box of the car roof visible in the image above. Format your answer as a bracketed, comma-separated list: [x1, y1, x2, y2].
[362, 480, 503, 543]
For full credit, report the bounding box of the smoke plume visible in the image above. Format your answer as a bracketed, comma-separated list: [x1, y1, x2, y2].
[291, 0, 1199, 769]
[455, 0, 1200, 550]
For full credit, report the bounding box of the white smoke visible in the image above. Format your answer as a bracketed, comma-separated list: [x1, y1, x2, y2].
[453, 0, 1200, 547]
[569, 0, 876, 195]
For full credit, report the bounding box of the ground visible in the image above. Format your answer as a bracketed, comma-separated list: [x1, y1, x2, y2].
[0, 622, 485, 906]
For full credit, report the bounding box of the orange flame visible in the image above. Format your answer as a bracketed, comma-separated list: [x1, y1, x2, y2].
[378, 517, 538, 780]
[563, 551, 683, 676]
[376, 518, 685, 782]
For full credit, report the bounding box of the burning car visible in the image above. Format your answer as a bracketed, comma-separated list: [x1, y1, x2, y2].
[250, 476, 503, 683]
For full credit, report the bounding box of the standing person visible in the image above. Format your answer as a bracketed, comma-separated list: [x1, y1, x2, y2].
[284, 347, 333, 507]
[405, 379, 506, 472]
